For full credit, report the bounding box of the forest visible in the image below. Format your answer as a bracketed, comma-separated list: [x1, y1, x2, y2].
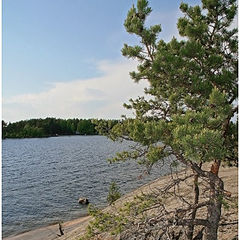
[2, 118, 118, 139]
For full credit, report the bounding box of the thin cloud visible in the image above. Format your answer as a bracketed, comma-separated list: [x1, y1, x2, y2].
[3, 60, 149, 122]
[146, 9, 184, 42]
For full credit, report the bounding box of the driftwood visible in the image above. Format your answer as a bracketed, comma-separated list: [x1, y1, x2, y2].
[57, 222, 64, 237]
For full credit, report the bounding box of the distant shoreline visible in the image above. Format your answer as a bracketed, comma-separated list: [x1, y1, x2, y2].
[3, 134, 99, 140]
[2, 118, 119, 139]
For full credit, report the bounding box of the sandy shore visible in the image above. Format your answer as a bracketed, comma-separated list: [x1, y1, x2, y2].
[4, 165, 238, 240]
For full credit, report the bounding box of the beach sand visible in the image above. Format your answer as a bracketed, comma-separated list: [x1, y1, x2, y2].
[4, 165, 238, 240]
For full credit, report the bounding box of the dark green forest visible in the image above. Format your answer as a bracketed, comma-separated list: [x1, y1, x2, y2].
[2, 118, 119, 139]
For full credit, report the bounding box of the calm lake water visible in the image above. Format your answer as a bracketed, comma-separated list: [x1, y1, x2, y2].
[2, 136, 173, 237]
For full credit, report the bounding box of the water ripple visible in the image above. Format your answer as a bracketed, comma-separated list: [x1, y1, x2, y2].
[2, 136, 172, 237]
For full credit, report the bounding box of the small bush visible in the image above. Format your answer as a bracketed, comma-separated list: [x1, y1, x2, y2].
[107, 182, 121, 205]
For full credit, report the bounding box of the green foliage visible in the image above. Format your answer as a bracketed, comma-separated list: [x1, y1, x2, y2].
[218, 195, 230, 210]
[92, 119, 119, 138]
[79, 204, 128, 239]
[81, 191, 160, 239]
[2, 118, 108, 139]
[77, 119, 96, 135]
[107, 182, 121, 205]
[84, 0, 238, 238]
[96, 0, 238, 168]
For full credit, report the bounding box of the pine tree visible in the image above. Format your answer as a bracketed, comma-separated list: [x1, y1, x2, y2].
[97, 0, 238, 239]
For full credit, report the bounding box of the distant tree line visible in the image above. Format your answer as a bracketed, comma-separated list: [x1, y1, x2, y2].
[2, 118, 119, 139]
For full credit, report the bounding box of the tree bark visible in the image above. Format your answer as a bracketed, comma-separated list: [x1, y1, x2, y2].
[203, 160, 224, 240]
[187, 170, 200, 240]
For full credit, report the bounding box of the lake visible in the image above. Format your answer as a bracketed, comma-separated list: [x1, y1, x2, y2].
[2, 136, 173, 237]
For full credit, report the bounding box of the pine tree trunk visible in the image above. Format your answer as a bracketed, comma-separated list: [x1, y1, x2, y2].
[203, 161, 224, 240]
[187, 172, 200, 240]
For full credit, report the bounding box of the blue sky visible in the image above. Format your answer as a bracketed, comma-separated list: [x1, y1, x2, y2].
[3, 0, 200, 122]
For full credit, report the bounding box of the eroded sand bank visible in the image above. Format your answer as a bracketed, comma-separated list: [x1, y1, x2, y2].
[4, 165, 238, 240]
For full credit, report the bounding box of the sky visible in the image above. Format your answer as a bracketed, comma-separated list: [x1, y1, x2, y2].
[2, 0, 201, 123]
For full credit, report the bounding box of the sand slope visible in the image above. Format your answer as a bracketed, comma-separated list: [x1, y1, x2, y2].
[4, 165, 238, 240]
